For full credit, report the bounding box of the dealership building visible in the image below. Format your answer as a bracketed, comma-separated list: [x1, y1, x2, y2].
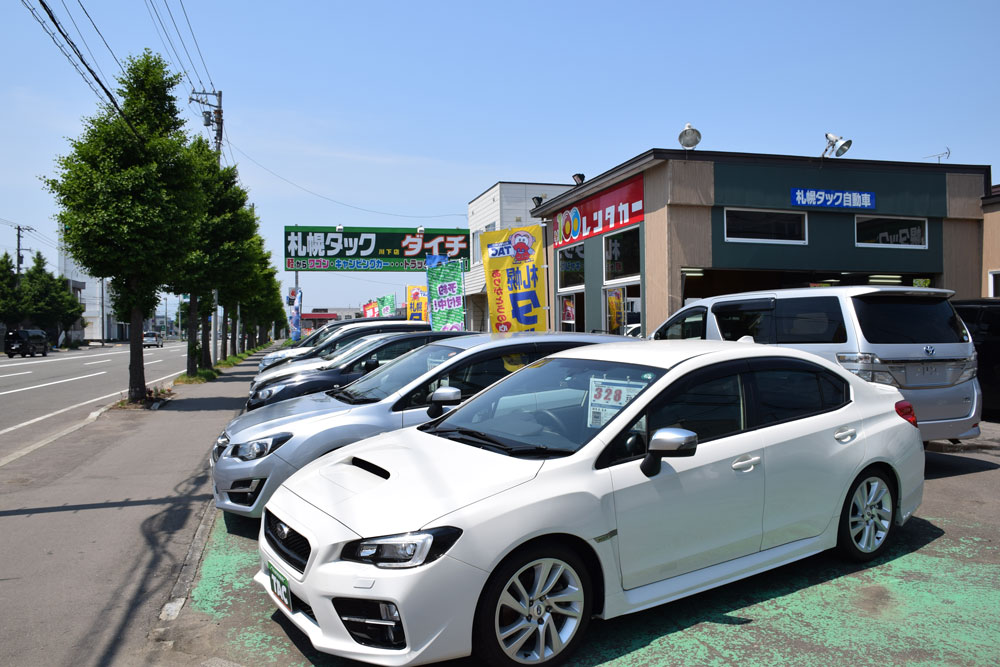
[529, 149, 993, 336]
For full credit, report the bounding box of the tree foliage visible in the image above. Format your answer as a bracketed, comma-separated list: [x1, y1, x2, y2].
[0, 252, 21, 328]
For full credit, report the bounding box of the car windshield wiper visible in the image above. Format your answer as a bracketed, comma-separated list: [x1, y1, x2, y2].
[326, 387, 359, 403]
[430, 427, 513, 453]
[503, 445, 576, 458]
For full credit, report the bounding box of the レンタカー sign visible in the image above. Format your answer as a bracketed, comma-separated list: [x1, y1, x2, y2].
[553, 174, 644, 249]
[790, 188, 876, 209]
[285, 226, 470, 272]
[427, 261, 466, 331]
[481, 225, 547, 333]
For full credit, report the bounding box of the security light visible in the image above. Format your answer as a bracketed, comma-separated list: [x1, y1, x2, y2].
[678, 123, 701, 149]
[822, 133, 852, 158]
[572, 173, 585, 185]
[531, 196, 544, 208]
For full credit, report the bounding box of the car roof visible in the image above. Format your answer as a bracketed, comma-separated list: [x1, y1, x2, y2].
[681, 285, 954, 308]
[423, 331, 632, 352]
[551, 338, 846, 372]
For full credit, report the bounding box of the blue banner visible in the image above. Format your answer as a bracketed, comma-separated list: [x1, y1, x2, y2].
[791, 188, 875, 209]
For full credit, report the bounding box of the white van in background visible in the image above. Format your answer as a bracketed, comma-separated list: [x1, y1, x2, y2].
[650, 286, 980, 443]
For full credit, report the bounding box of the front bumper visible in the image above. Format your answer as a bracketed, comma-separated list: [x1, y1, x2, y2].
[210, 446, 298, 518]
[257, 486, 487, 666]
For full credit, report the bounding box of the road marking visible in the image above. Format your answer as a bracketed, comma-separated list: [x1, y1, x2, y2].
[0, 369, 185, 468]
[145, 359, 163, 366]
[0, 371, 106, 396]
[0, 371, 32, 379]
[84, 359, 111, 365]
[0, 345, 186, 369]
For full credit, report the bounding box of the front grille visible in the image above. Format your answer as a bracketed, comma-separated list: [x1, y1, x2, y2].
[333, 598, 406, 650]
[290, 591, 316, 624]
[264, 510, 311, 573]
[226, 478, 265, 506]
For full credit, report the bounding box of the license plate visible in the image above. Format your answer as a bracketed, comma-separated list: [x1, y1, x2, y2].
[268, 562, 292, 611]
[910, 364, 942, 383]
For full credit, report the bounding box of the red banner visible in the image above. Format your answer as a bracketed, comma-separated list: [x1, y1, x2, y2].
[363, 300, 379, 318]
[553, 174, 644, 249]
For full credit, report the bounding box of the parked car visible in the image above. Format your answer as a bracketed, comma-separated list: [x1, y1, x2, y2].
[246, 330, 475, 411]
[258, 320, 430, 376]
[212, 332, 627, 518]
[257, 339, 924, 666]
[650, 286, 980, 444]
[258, 318, 408, 372]
[4, 329, 49, 358]
[142, 331, 163, 348]
[953, 298, 1000, 418]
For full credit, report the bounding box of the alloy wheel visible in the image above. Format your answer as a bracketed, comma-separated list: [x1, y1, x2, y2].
[848, 476, 893, 553]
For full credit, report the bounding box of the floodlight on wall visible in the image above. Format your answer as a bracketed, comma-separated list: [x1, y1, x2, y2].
[416, 226, 425, 235]
[678, 123, 702, 150]
[531, 196, 544, 208]
[822, 132, 852, 158]
[335, 224, 344, 232]
[572, 173, 585, 185]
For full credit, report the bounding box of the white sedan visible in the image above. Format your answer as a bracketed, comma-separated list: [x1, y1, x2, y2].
[257, 340, 924, 666]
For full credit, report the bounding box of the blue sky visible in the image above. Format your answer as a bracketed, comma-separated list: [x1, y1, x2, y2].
[1, 1, 997, 317]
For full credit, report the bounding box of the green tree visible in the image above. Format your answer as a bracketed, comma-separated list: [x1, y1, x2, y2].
[45, 51, 203, 401]
[0, 251, 21, 328]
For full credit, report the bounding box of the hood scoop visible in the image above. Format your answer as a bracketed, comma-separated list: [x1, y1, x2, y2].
[350, 457, 389, 480]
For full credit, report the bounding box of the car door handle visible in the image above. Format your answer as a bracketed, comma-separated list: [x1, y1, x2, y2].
[731, 455, 761, 471]
[834, 427, 857, 443]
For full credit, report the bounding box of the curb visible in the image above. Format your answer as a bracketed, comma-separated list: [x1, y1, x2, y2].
[158, 499, 217, 621]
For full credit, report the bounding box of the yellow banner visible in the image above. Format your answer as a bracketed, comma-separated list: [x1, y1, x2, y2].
[406, 285, 428, 321]
[607, 288, 624, 334]
[480, 225, 547, 332]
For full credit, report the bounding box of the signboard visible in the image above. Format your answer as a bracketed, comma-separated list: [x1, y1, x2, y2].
[289, 287, 303, 341]
[285, 226, 470, 272]
[791, 188, 876, 209]
[553, 174, 644, 249]
[377, 294, 396, 317]
[606, 288, 624, 335]
[407, 285, 428, 321]
[427, 261, 466, 331]
[481, 225, 547, 333]
[363, 300, 379, 318]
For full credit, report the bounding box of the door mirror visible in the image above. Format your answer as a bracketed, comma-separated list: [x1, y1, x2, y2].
[640, 428, 698, 477]
[363, 357, 379, 372]
[427, 385, 462, 418]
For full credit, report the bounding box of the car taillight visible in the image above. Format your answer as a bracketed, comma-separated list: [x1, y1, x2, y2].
[895, 400, 918, 428]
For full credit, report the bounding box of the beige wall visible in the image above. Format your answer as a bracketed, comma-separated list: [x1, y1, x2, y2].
[947, 173, 986, 220]
[983, 204, 1000, 297]
[642, 163, 669, 331]
[941, 217, 983, 299]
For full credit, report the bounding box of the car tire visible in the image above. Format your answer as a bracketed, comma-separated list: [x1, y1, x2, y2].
[6, 353, 13, 358]
[42, 345, 48, 357]
[28, 345, 36, 357]
[473, 542, 592, 667]
[836, 467, 896, 563]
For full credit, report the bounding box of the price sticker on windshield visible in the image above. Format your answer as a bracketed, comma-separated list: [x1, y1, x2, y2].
[588, 378, 646, 428]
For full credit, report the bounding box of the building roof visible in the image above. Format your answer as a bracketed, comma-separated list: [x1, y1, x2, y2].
[468, 181, 573, 205]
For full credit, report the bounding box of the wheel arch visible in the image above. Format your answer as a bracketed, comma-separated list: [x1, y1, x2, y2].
[853, 460, 901, 520]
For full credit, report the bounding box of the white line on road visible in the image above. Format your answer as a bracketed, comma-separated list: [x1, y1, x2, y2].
[0, 372, 107, 396]
[84, 359, 111, 365]
[0, 371, 32, 379]
[0, 370, 185, 468]
[145, 359, 163, 366]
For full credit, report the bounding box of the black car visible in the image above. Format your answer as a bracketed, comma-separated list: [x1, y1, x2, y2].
[5, 329, 49, 358]
[953, 299, 1000, 418]
[246, 330, 472, 410]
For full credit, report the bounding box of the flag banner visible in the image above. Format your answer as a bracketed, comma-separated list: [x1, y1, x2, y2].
[363, 300, 379, 318]
[427, 260, 466, 331]
[377, 294, 397, 318]
[607, 288, 624, 334]
[480, 225, 547, 333]
[407, 285, 428, 321]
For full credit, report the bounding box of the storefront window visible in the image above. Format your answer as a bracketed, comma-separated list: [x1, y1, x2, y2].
[560, 293, 585, 332]
[604, 283, 640, 335]
[725, 208, 807, 244]
[604, 228, 640, 282]
[855, 216, 927, 249]
[558, 243, 585, 289]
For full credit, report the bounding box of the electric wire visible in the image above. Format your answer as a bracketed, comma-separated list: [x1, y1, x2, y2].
[160, 0, 204, 89]
[226, 138, 467, 220]
[21, 0, 105, 103]
[58, 0, 110, 87]
[143, 0, 194, 91]
[76, 0, 124, 74]
[178, 0, 213, 89]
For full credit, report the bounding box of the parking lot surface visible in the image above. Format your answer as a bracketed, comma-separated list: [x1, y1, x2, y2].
[146, 434, 1000, 667]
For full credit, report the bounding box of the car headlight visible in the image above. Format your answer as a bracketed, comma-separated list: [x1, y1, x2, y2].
[255, 383, 287, 401]
[341, 527, 462, 568]
[227, 433, 293, 461]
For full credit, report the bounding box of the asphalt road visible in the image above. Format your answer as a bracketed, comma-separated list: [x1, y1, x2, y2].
[0, 342, 189, 463]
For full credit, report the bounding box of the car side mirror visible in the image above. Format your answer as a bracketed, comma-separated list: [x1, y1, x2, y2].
[427, 385, 462, 418]
[640, 428, 698, 477]
[363, 357, 379, 372]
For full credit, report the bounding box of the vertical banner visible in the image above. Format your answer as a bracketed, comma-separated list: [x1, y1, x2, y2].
[481, 225, 547, 333]
[363, 300, 379, 318]
[427, 261, 466, 331]
[290, 288, 302, 341]
[407, 285, 428, 321]
[606, 288, 624, 335]
[377, 294, 397, 317]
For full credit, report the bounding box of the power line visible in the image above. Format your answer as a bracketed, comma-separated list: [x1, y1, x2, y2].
[58, 0, 109, 87]
[225, 137, 467, 220]
[143, 0, 194, 91]
[76, 0, 124, 74]
[21, 0, 105, 103]
[160, 0, 204, 89]
[178, 0, 213, 89]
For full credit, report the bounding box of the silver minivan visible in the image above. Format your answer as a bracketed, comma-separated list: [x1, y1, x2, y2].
[650, 286, 980, 443]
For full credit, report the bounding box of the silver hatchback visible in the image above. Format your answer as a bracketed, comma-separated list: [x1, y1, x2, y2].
[211, 332, 628, 517]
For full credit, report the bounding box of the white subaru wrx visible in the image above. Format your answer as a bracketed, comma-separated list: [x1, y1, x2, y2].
[257, 340, 924, 667]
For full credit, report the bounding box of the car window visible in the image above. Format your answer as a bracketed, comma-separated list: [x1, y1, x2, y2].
[599, 368, 745, 468]
[954, 307, 980, 336]
[774, 297, 847, 344]
[654, 308, 707, 340]
[978, 308, 1000, 339]
[750, 367, 849, 427]
[716, 309, 773, 343]
[852, 295, 969, 343]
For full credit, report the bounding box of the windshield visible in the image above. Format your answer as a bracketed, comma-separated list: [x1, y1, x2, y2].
[341, 344, 463, 402]
[424, 357, 663, 457]
[319, 334, 388, 364]
[852, 296, 969, 344]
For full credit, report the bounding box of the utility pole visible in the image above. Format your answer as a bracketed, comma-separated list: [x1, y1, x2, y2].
[190, 89, 223, 363]
[100, 278, 105, 346]
[14, 224, 35, 286]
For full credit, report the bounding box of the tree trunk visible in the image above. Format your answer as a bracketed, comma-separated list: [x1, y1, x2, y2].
[230, 307, 238, 358]
[186, 295, 198, 377]
[200, 312, 211, 369]
[128, 305, 146, 402]
[221, 305, 229, 360]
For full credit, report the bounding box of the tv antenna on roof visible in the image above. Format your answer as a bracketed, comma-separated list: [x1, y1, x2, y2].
[924, 147, 951, 163]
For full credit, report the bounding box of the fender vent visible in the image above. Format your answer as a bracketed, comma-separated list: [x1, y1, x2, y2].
[351, 457, 389, 479]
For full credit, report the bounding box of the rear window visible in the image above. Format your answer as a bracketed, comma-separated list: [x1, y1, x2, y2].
[852, 296, 969, 344]
[775, 297, 847, 344]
